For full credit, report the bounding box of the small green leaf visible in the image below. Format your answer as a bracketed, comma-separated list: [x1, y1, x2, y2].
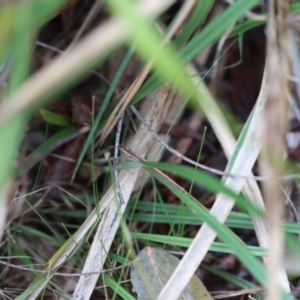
[39, 108, 72, 126]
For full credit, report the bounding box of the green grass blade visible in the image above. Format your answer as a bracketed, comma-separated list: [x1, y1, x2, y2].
[104, 274, 135, 300]
[202, 264, 256, 289]
[131, 232, 267, 257]
[38, 108, 73, 126]
[174, 0, 215, 45]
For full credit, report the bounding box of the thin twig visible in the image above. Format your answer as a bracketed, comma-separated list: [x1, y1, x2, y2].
[65, 1, 104, 53]
[130, 105, 299, 181]
[113, 113, 125, 204]
[212, 286, 264, 299]
[0, 260, 131, 277]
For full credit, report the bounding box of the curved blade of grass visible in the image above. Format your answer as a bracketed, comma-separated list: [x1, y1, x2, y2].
[140, 161, 262, 217]
[99, 0, 261, 157]
[134, 0, 260, 103]
[151, 164, 266, 284]
[201, 264, 256, 289]
[145, 162, 292, 300]
[17, 126, 79, 174]
[155, 64, 288, 297]
[0, 1, 68, 241]
[181, 0, 259, 61]
[106, 0, 212, 105]
[129, 2, 300, 105]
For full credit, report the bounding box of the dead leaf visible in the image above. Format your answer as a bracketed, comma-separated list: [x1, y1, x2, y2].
[131, 247, 213, 300]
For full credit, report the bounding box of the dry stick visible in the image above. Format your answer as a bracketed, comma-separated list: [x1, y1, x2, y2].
[191, 56, 287, 294]
[263, 1, 291, 300]
[130, 104, 258, 179]
[113, 112, 125, 204]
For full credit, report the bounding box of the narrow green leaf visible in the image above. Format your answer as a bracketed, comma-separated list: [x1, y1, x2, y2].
[181, 0, 260, 61]
[39, 108, 73, 126]
[131, 232, 267, 257]
[174, 0, 215, 45]
[71, 47, 135, 182]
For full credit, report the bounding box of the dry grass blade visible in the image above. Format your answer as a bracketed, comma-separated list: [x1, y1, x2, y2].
[11, 2, 175, 299]
[98, 63, 152, 147]
[72, 84, 175, 299]
[157, 63, 290, 299]
[65, 0, 104, 52]
[24, 170, 136, 299]
[71, 168, 139, 299]
[262, 1, 290, 300]
[0, 0, 173, 128]
[98, 0, 197, 147]
[213, 286, 264, 299]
